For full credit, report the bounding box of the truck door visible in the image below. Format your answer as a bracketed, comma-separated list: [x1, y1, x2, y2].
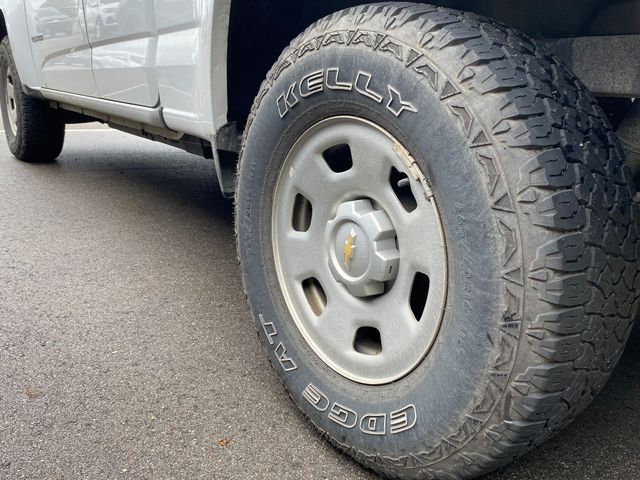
[84, 0, 159, 107]
[23, 0, 97, 96]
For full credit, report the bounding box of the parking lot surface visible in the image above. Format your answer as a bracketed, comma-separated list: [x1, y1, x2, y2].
[1, 125, 639, 479]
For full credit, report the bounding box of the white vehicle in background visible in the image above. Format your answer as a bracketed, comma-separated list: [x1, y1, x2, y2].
[0, 1, 639, 478]
[84, 0, 120, 39]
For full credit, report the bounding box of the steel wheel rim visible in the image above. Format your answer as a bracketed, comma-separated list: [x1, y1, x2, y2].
[272, 116, 448, 385]
[4, 69, 17, 136]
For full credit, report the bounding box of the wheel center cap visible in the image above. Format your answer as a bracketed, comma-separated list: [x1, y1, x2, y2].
[326, 199, 400, 297]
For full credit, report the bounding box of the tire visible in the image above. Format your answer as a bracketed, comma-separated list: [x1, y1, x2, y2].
[235, 4, 640, 479]
[0, 37, 65, 163]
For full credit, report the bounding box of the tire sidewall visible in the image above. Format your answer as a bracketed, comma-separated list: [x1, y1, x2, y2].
[237, 41, 512, 458]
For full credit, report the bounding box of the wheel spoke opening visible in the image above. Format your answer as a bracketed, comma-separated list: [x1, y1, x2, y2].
[323, 143, 353, 173]
[292, 193, 313, 232]
[302, 277, 327, 316]
[409, 271, 430, 321]
[390, 166, 417, 212]
[353, 326, 382, 355]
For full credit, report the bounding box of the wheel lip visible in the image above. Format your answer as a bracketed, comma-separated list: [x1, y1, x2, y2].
[271, 115, 449, 385]
[4, 68, 17, 137]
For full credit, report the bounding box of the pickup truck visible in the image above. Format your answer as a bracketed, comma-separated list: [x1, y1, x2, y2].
[1, 1, 638, 478]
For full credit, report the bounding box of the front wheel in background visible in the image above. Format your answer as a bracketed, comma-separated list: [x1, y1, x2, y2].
[236, 3, 640, 479]
[0, 37, 65, 163]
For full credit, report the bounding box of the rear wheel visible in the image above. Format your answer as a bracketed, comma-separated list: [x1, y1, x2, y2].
[236, 3, 640, 479]
[0, 37, 65, 163]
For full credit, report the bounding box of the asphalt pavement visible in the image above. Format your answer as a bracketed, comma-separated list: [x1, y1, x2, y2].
[1, 125, 639, 480]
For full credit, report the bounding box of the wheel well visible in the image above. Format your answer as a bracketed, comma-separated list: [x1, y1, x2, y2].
[226, 0, 640, 128]
[0, 11, 7, 40]
[226, 0, 364, 127]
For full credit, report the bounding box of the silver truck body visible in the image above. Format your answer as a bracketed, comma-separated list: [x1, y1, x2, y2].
[1, 0, 231, 142]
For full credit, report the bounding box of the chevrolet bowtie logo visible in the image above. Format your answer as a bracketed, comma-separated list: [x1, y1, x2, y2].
[343, 229, 357, 270]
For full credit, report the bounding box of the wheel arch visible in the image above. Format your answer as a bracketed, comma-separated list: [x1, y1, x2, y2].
[224, 0, 640, 130]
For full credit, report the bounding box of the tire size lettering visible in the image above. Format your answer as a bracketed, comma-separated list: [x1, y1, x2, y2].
[463, 256, 473, 313]
[302, 383, 417, 436]
[277, 68, 417, 119]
